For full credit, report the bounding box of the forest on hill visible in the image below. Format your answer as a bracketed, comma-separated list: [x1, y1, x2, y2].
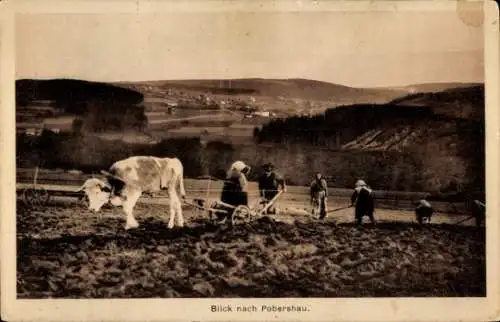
[252, 85, 484, 195]
[16, 79, 147, 132]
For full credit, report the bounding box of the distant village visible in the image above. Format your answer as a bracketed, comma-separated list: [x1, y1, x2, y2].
[16, 84, 323, 138]
[141, 89, 279, 119]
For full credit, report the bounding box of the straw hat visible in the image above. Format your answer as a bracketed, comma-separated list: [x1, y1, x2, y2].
[355, 179, 367, 188]
[230, 161, 247, 172]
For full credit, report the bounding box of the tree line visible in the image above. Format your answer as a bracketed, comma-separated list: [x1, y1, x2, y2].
[16, 130, 483, 196]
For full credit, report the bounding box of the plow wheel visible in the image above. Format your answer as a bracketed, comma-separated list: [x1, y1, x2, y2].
[208, 201, 221, 223]
[22, 187, 50, 208]
[231, 205, 253, 226]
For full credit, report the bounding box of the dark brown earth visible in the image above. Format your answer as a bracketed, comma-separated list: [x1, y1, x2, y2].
[17, 201, 485, 298]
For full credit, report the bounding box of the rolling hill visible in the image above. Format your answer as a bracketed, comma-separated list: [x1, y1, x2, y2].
[387, 82, 483, 94]
[257, 84, 484, 151]
[114, 78, 412, 120]
[115, 78, 407, 104]
[16, 77, 410, 141]
[16, 79, 147, 133]
[16, 79, 144, 109]
[254, 84, 484, 193]
[342, 85, 484, 151]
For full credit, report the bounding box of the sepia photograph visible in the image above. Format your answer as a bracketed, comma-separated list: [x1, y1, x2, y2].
[2, 0, 499, 321]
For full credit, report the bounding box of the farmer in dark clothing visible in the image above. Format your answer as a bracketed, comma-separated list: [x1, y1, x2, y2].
[258, 163, 286, 214]
[220, 161, 250, 209]
[415, 199, 434, 224]
[351, 179, 375, 225]
[310, 172, 328, 219]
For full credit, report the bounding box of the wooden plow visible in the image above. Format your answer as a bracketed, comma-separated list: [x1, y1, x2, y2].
[183, 190, 285, 226]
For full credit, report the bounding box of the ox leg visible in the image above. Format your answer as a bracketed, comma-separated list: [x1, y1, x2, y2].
[123, 189, 142, 230]
[178, 174, 186, 198]
[174, 194, 184, 228]
[168, 189, 184, 228]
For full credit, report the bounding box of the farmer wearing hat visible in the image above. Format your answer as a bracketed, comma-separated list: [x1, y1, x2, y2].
[258, 163, 286, 214]
[351, 179, 376, 225]
[310, 172, 328, 219]
[221, 160, 251, 208]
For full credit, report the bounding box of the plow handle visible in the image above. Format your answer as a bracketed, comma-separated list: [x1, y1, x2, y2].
[257, 190, 284, 216]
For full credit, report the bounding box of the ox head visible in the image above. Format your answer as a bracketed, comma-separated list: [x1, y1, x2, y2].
[77, 178, 112, 212]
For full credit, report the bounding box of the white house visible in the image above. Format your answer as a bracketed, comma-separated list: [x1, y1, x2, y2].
[253, 111, 270, 118]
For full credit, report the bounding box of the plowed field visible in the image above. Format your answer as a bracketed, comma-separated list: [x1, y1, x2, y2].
[17, 201, 485, 298]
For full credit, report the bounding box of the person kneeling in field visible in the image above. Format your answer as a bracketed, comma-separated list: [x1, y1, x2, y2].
[310, 172, 328, 220]
[471, 199, 485, 228]
[351, 179, 376, 225]
[220, 161, 251, 217]
[415, 199, 434, 224]
[258, 163, 286, 215]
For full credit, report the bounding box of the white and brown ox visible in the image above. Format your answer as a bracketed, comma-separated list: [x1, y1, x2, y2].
[80, 156, 186, 230]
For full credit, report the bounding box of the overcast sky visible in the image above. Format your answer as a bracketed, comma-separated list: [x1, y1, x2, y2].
[15, 8, 484, 88]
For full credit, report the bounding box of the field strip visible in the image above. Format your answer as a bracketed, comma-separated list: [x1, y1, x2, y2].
[148, 113, 237, 125]
[20, 194, 477, 227]
[15, 180, 472, 219]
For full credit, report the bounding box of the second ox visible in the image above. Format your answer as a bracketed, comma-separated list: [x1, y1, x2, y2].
[81, 156, 186, 230]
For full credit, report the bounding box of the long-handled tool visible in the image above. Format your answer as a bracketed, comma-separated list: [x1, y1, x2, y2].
[453, 214, 476, 226]
[256, 190, 284, 216]
[326, 205, 352, 214]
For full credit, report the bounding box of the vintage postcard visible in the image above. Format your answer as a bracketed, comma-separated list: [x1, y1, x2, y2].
[1, 0, 499, 321]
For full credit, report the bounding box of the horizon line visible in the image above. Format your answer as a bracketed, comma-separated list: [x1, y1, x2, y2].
[14, 76, 485, 90]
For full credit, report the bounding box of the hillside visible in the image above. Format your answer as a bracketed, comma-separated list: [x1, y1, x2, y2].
[255, 85, 484, 193]
[16, 79, 147, 133]
[114, 78, 408, 118]
[343, 85, 484, 151]
[387, 82, 483, 94]
[116, 78, 406, 102]
[389, 85, 484, 120]
[18, 78, 476, 139]
[257, 85, 484, 150]
[16, 79, 144, 110]
[16, 78, 407, 140]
